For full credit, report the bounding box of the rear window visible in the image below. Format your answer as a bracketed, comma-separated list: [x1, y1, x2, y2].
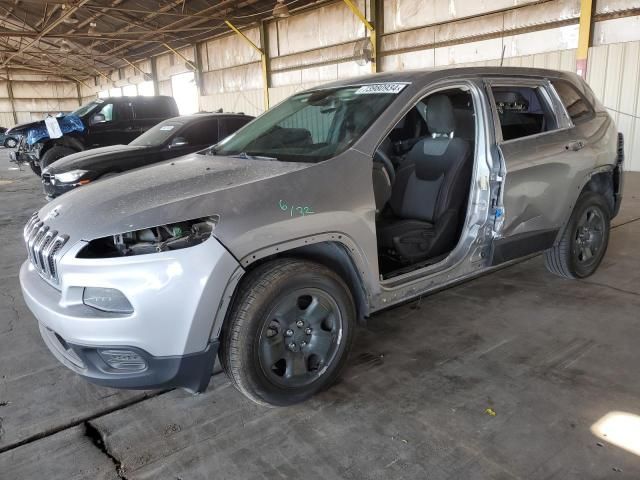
[552, 80, 595, 124]
[491, 85, 559, 141]
[134, 98, 174, 120]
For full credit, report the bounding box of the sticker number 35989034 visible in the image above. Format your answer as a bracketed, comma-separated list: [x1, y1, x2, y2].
[355, 83, 407, 95]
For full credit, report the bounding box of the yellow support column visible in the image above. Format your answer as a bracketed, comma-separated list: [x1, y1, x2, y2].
[342, 0, 377, 73]
[576, 0, 594, 78]
[225, 20, 270, 111]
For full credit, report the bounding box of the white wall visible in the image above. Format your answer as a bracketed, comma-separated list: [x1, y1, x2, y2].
[192, 0, 639, 169]
[1, 73, 81, 126]
[2, 0, 639, 170]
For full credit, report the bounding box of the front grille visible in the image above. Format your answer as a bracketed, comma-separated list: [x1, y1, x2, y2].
[42, 173, 52, 185]
[23, 213, 69, 285]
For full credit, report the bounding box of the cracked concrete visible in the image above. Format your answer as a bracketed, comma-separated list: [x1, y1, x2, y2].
[0, 290, 18, 335]
[1, 147, 640, 478]
[85, 421, 129, 480]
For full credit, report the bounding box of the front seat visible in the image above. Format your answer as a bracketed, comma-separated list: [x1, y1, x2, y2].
[377, 94, 472, 264]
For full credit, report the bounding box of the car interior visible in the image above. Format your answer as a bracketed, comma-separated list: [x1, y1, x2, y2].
[491, 86, 558, 140]
[372, 87, 477, 278]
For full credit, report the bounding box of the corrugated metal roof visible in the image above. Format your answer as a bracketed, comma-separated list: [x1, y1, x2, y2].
[0, 0, 325, 80]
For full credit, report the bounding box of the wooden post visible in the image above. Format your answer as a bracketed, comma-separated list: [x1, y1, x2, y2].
[5, 68, 18, 125]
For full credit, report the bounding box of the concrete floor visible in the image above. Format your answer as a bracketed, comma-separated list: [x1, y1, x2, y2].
[0, 146, 639, 479]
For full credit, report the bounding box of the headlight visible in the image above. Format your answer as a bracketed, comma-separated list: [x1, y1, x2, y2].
[55, 169, 88, 183]
[78, 216, 219, 258]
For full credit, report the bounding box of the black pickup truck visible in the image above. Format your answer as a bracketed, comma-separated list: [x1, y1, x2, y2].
[8, 96, 179, 175]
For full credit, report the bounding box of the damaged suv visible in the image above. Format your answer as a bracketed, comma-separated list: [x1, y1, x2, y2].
[20, 67, 623, 406]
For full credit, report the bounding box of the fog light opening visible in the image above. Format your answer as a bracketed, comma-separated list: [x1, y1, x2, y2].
[83, 287, 133, 314]
[98, 349, 147, 372]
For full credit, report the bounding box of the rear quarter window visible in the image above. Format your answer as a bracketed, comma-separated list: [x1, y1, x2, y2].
[551, 80, 595, 124]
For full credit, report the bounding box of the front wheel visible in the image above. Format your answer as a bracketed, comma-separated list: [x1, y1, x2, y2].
[40, 146, 77, 170]
[4, 137, 17, 148]
[29, 161, 41, 176]
[220, 259, 355, 406]
[544, 191, 611, 279]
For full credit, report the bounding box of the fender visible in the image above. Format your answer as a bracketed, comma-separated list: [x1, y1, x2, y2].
[208, 233, 374, 342]
[554, 164, 616, 245]
[40, 135, 85, 159]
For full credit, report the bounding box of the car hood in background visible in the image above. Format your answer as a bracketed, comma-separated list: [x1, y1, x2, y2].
[37, 153, 311, 242]
[8, 115, 85, 145]
[6, 120, 41, 136]
[45, 144, 149, 174]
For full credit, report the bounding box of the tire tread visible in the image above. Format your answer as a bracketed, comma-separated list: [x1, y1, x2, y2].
[220, 258, 354, 406]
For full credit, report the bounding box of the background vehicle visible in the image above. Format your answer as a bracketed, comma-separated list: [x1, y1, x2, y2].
[0, 126, 19, 148]
[7, 96, 178, 175]
[41, 112, 253, 199]
[19, 67, 623, 407]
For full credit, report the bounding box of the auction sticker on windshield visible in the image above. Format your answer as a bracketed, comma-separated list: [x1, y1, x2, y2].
[355, 83, 408, 95]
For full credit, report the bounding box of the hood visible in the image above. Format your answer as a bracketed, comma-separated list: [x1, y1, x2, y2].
[37, 153, 310, 243]
[45, 144, 147, 174]
[10, 115, 85, 145]
[6, 120, 40, 136]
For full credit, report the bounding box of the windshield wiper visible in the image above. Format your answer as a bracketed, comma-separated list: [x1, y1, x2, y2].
[232, 152, 279, 161]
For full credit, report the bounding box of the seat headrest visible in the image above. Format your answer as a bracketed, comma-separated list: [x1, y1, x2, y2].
[347, 105, 374, 130]
[426, 95, 455, 135]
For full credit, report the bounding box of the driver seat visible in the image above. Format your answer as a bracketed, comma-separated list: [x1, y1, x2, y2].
[377, 94, 472, 264]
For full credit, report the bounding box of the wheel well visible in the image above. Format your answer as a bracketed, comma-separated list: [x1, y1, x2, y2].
[582, 170, 615, 214]
[40, 136, 84, 157]
[243, 241, 370, 324]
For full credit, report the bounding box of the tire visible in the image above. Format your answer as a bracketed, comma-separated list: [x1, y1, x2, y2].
[220, 259, 356, 406]
[40, 146, 77, 170]
[29, 161, 41, 176]
[4, 137, 17, 148]
[544, 191, 611, 279]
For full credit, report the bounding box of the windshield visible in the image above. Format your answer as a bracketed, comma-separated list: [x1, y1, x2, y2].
[212, 84, 405, 162]
[70, 100, 103, 118]
[129, 121, 183, 147]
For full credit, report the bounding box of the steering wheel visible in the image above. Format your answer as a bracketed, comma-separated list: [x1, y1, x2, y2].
[374, 148, 396, 185]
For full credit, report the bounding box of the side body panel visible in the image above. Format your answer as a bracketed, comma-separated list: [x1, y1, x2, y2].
[223, 77, 500, 313]
[489, 76, 617, 263]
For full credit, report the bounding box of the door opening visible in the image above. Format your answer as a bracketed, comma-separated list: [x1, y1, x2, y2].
[171, 71, 198, 115]
[373, 87, 477, 279]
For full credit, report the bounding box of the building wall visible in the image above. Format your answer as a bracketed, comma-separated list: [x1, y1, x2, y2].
[1, 0, 639, 169]
[0, 72, 81, 127]
[191, 0, 640, 170]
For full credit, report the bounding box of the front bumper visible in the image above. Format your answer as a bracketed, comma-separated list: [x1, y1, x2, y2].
[9, 150, 32, 163]
[20, 236, 241, 391]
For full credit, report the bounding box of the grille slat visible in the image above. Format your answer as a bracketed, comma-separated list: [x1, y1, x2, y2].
[23, 213, 68, 285]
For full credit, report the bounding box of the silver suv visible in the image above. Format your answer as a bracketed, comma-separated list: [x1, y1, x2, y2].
[19, 67, 624, 406]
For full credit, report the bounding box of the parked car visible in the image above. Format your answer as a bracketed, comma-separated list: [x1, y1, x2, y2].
[41, 112, 254, 199]
[0, 126, 19, 148]
[20, 67, 623, 406]
[7, 96, 179, 175]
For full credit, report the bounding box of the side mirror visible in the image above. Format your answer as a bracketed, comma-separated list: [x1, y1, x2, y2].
[90, 113, 106, 125]
[169, 136, 188, 148]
